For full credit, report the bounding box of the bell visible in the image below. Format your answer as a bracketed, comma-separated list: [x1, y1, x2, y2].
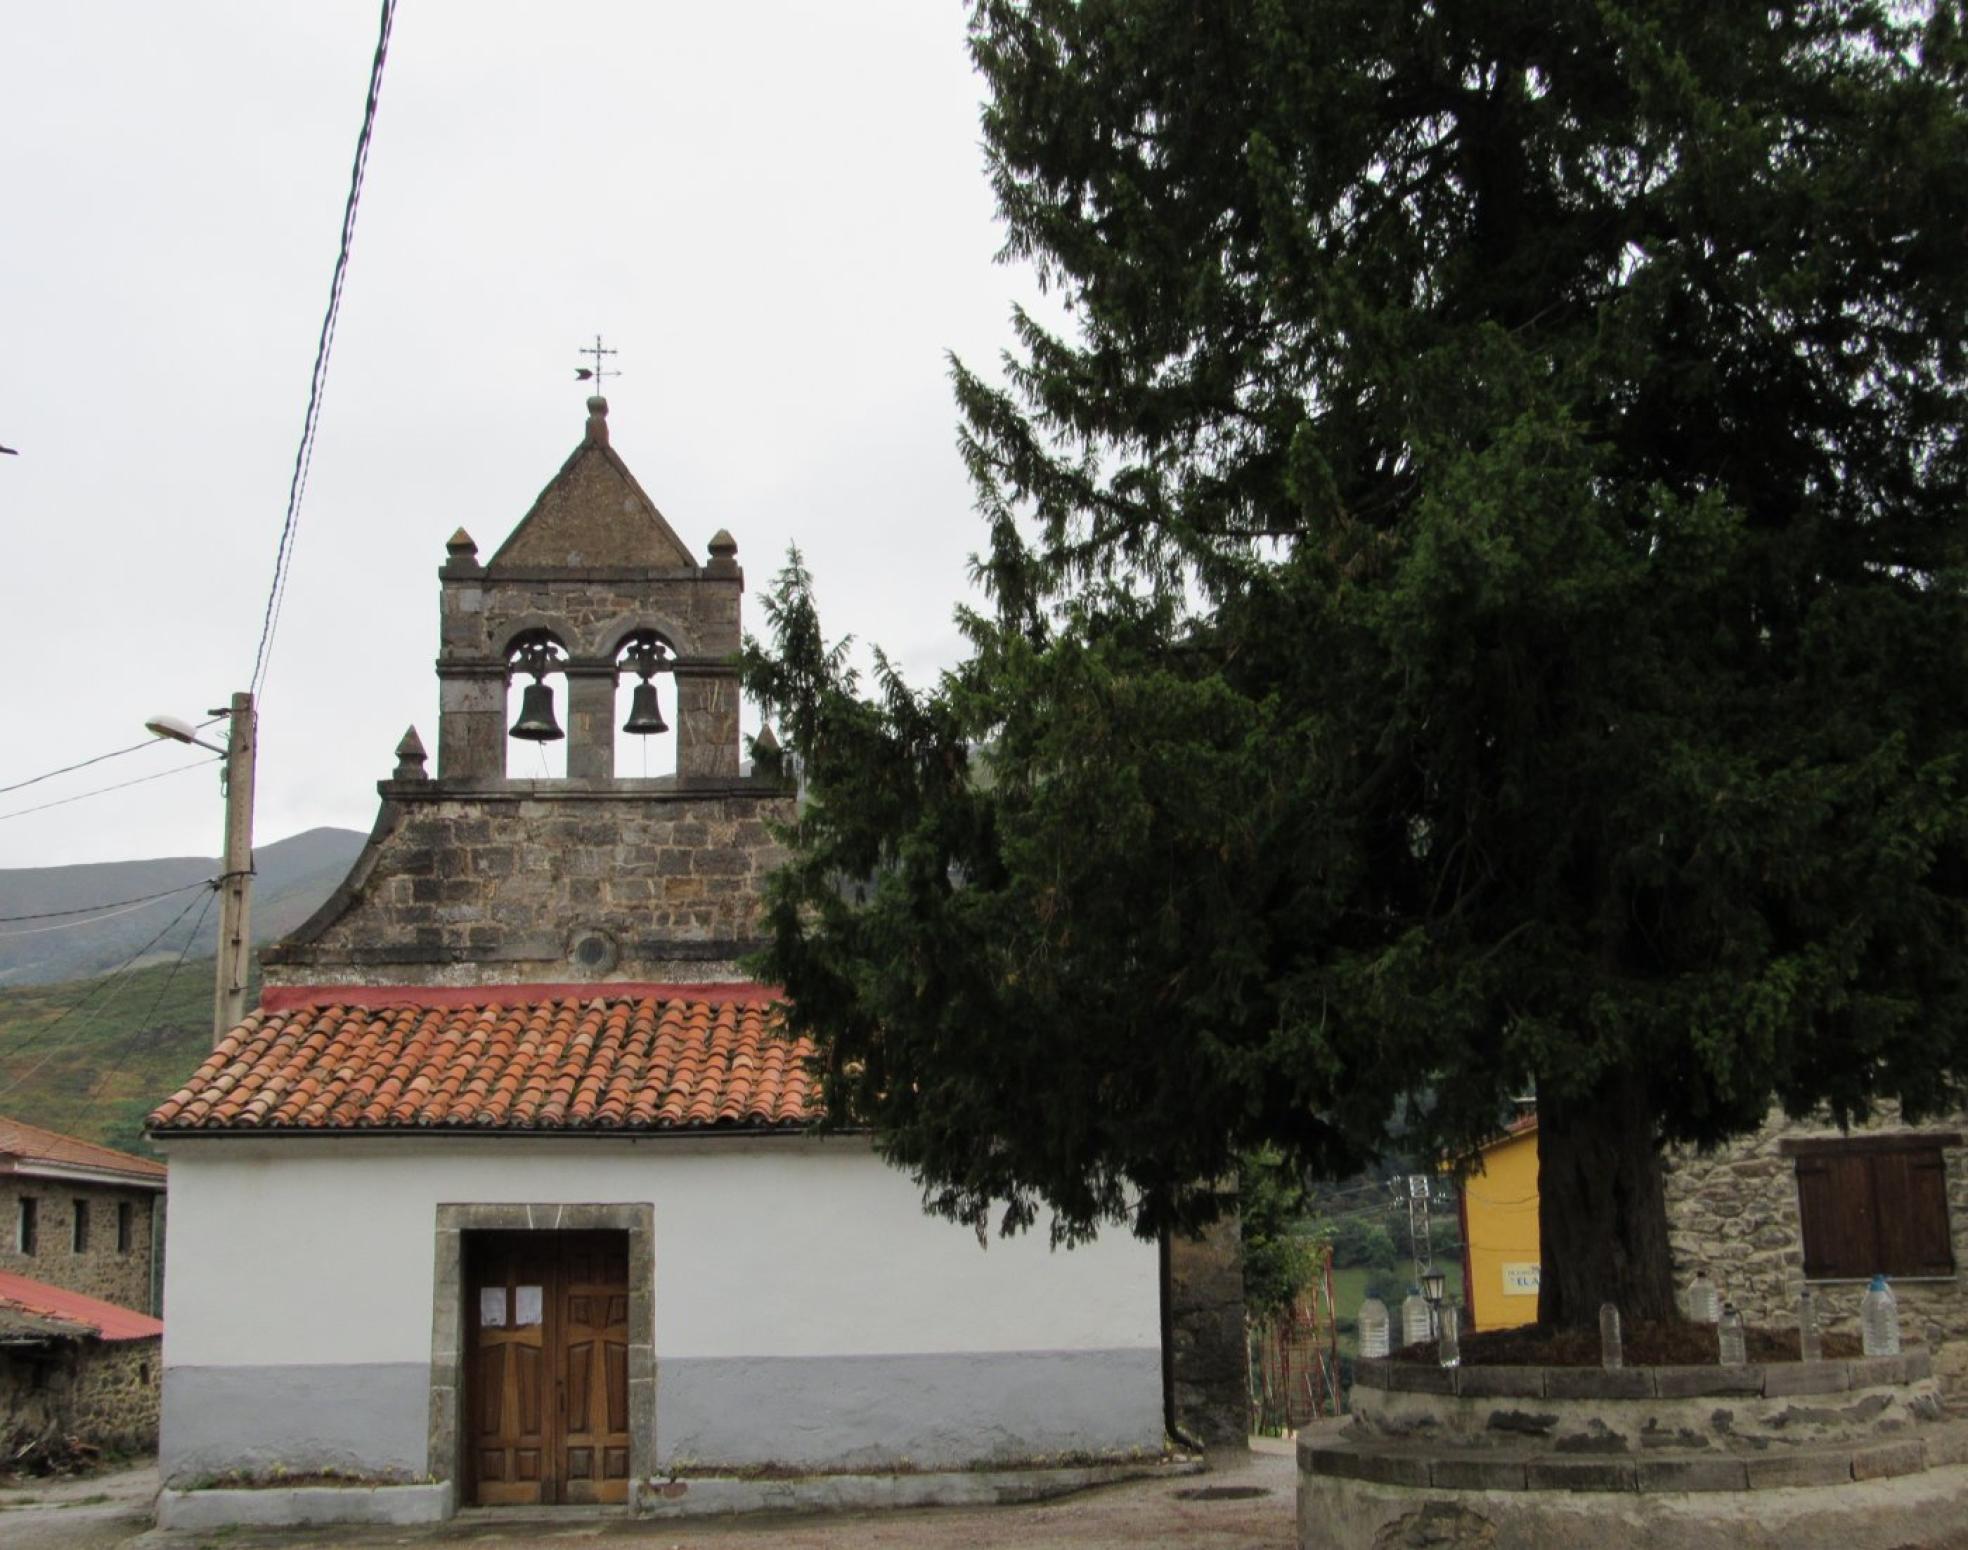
[622, 681, 668, 736]
[509, 681, 564, 742]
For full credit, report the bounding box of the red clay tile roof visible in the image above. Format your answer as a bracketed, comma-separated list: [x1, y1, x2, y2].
[148, 988, 816, 1134]
[0, 1113, 167, 1181]
[0, 1270, 164, 1342]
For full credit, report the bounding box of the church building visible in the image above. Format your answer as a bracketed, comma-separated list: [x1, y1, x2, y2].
[147, 396, 1171, 1521]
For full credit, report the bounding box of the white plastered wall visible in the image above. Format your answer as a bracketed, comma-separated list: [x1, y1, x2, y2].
[160, 1134, 1161, 1369]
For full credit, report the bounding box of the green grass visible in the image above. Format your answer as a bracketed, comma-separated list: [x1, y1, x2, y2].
[0, 956, 255, 1157]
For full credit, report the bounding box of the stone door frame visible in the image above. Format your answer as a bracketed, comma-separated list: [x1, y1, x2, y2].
[428, 1203, 655, 1497]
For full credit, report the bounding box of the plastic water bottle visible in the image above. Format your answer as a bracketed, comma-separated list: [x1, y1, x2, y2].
[1437, 1303, 1461, 1369]
[1798, 1286, 1822, 1362]
[1687, 1268, 1720, 1323]
[1401, 1288, 1432, 1348]
[1358, 1297, 1391, 1359]
[1599, 1302, 1623, 1370]
[1862, 1275, 1900, 1356]
[1718, 1302, 1747, 1365]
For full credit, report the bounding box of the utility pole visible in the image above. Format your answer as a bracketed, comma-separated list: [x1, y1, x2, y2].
[213, 691, 256, 1045]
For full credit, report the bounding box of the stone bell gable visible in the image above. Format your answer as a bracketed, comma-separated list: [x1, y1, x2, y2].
[262, 396, 790, 989]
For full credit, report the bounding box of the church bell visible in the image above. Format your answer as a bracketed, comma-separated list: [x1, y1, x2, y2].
[622, 681, 668, 736]
[509, 680, 564, 742]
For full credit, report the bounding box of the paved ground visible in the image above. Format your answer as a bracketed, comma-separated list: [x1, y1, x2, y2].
[2, 1446, 1295, 1550]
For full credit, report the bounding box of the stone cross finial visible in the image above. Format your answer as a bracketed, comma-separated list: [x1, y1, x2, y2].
[394, 725, 429, 781]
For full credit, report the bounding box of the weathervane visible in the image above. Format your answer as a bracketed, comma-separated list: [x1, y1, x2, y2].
[575, 333, 620, 393]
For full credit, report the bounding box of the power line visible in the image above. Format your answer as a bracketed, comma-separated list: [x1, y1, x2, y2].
[0, 879, 214, 930]
[0, 715, 228, 800]
[248, 0, 397, 701]
[0, 738, 157, 797]
[0, 758, 221, 824]
[0, 889, 214, 1096]
[64, 887, 216, 1135]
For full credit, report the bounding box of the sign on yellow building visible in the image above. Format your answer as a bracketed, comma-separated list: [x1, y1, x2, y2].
[1457, 1117, 1541, 1332]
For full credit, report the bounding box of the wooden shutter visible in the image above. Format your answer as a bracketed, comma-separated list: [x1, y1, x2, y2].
[1795, 1151, 1877, 1279]
[1872, 1146, 1956, 1278]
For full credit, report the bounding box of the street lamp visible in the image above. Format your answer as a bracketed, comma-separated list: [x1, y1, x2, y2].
[1421, 1267, 1447, 1337]
[147, 691, 256, 1046]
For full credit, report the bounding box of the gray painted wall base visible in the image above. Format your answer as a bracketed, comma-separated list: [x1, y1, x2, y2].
[654, 1348, 1165, 1469]
[161, 1364, 429, 1486]
[156, 1481, 453, 1530]
[634, 1457, 1199, 1517]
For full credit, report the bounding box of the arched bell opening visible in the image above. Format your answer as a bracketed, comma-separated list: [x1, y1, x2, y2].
[613, 630, 677, 778]
[505, 629, 570, 779]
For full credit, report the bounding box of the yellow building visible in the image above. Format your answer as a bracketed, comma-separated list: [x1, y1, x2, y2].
[1457, 1117, 1542, 1332]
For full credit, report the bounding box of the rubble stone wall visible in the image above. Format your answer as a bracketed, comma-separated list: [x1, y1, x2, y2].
[0, 1336, 160, 1454]
[0, 1179, 158, 1313]
[1168, 1205, 1250, 1450]
[1663, 1103, 1968, 1397]
[263, 786, 792, 988]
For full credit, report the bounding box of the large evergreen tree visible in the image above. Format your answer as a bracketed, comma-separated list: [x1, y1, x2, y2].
[744, 1, 1968, 1325]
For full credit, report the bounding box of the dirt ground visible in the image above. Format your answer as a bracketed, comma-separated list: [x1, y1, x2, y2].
[0, 1460, 160, 1550]
[5, 1445, 1296, 1550]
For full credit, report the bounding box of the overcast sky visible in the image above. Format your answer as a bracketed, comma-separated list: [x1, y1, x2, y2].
[0, 1, 1050, 871]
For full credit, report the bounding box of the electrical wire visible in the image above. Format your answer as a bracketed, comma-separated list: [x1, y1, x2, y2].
[0, 738, 158, 797]
[0, 889, 214, 1095]
[0, 886, 215, 940]
[0, 879, 213, 929]
[63, 887, 216, 1134]
[0, 759, 221, 824]
[248, 0, 396, 701]
[0, 714, 228, 801]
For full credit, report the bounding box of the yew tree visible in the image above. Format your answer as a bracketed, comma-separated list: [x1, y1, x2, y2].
[744, 1, 1968, 1325]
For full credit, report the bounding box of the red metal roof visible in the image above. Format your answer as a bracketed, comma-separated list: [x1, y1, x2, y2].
[0, 1113, 167, 1181]
[0, 1270, 163, 1342]
[149, 986, 816, 1134]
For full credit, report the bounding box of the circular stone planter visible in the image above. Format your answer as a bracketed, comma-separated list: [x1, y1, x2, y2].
[1299, 1349, 1968, 1550]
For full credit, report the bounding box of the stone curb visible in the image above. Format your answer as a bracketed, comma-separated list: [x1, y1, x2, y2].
[1353, 1347, 1931, 1401]
[156, 1482, 455, 1530]
[630, 1458, 1206, 1518]
[1298, 1418, 1968, 1495]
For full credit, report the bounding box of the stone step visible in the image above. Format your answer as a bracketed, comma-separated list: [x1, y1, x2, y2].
[1299, 1415, 1968, 1495]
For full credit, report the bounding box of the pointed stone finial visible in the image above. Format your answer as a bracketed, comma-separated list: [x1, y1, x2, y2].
[443, 527, 481, 575]
[393, 725, 429, 781]
[754, 723, 779, 754]
[706, 528, 739, 577]
[585, 395, 610, 447]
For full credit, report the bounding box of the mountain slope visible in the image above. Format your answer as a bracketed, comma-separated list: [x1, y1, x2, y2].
[0, 953, 245, 1159]
[0, 826, 365, 987]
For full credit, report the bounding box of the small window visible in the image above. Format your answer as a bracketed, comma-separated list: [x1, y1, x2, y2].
[117, 1201, 134, 1254]
[17, 1196, 37, 1256]
[72, 1199, 90, 1253]
[1790, 1136, 1958, 1280]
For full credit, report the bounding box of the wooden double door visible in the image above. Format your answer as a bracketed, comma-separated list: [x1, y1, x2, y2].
[465, 1231, 631, 1506]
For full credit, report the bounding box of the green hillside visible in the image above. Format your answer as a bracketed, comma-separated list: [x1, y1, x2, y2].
[0, 955, 254, 1159]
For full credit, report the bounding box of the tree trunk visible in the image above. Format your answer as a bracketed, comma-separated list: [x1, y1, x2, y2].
[1536, 1068, 1678, 1328]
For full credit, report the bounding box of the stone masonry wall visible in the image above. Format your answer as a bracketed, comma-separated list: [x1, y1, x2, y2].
[1663, 1102, 1968, 1397]
[0, 1179, 157, 1313]
[1168, 1204, 1250, 1451]
[0, 1336, 160, 1453]
[263, 787, 792, 987]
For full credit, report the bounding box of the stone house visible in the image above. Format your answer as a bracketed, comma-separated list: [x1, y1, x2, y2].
[0, 1269, 163, 1454]
[0, 1115, 166, 1316]
[1663, 1104, 1968, 1396]
[148, 397, 1224, 1523]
